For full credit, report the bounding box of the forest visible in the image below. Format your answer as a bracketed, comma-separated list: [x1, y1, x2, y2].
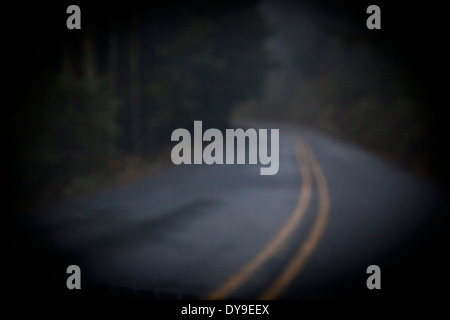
[5, 1, 272, 209]
[5, 0, 448, 214]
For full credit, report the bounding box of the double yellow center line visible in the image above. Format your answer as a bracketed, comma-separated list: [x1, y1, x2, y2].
[207, 135, 330, 300]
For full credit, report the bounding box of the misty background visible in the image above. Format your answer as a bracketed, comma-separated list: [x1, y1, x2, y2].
[4, 0, 448, 212]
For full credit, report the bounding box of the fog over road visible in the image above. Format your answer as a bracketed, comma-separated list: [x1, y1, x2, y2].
[18, 121, 447, 299]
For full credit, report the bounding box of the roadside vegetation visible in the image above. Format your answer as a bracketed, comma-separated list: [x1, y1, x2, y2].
[8, 1, 271, 210]
[233, 3, 446, 186]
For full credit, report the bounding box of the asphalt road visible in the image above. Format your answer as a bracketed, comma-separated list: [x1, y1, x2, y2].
[11, 121, 448, 300]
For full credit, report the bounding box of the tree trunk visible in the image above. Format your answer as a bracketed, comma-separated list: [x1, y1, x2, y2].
[108, 18, 119, 93]
[82, 31, 98, 92]
[129, 9, 142, 154]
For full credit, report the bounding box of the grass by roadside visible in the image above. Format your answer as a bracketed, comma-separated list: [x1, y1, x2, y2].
[30, 148, 173, 211]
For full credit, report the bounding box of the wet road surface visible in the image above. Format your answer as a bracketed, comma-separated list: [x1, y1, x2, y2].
[12, 122, 448, 299]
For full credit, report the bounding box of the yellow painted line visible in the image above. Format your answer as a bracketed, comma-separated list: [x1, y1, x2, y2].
[207, 137, 313, 300]
[259, 138, 330, 300]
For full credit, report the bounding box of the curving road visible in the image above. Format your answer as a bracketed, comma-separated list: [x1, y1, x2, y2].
[14, 121, 448, 299]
